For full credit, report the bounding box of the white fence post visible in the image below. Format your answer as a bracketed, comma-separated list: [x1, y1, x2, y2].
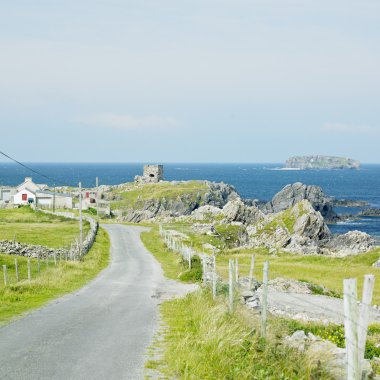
[235, 257, 239, 283]
[229, 259, 234, 312]
[15, 258, 19, 282]
[3, 265, 7, 286]
[27, 258, 31, 281]
[343, 278, 360, 380]
[212, 255, 217, 300]
[358, 275, 375, 363]
[203, 257, 207, 286]
[261, 261, 269, 339]
[248, 255, 255, 289]
[37, 254, 41, 274]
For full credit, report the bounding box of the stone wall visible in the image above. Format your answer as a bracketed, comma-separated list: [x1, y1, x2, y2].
[0, 211, 98, 261]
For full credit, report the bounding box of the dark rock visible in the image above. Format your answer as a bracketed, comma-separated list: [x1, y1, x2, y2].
[359, 208, 380, 217]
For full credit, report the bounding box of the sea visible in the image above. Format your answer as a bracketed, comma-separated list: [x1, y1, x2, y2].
[1, 162, 379, 240]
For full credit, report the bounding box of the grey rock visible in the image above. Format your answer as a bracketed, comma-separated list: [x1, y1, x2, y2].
[222, 198, 264, 225]
[119, 181, 239, 223]
[285, 155, 360, 170]
[263, 182, 337, 221]
[326, 230, 375, 256]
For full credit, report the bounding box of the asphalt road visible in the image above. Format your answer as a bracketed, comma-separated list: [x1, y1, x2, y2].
[0, 225, 182, 380]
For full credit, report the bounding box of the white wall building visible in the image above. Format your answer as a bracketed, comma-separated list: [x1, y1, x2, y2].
[11, 177, 73, 209]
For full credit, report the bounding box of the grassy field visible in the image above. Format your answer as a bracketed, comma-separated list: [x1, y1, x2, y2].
[0, 207, 89, 248]
[111, 181, 208, 210]
[213, 248, 380, 304]
[146, 290, 332, 379]
[0, 228, 110, 325]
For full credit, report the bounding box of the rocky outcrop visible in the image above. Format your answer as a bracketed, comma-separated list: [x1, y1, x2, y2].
[263, 182, 337, 221]
[247, 200, 374, 255]
[325, 231, 376, 256]
[359, 208, 380, 217]
[222, 198, 264, 225]
[190, 205, 223, 221]
[285, 155, 360, 170]
[119, 181, 239, 223]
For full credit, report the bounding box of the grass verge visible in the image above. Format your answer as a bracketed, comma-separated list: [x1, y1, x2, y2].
[146, 289, 332, 379]
[0, 228, 110, 326]
[140, 226, 202, 283]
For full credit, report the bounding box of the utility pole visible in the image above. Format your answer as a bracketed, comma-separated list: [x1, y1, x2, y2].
[96, 177, 99, 222]
[79, 182, 83, 258]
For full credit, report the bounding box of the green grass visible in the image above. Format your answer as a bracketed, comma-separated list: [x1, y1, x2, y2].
[0, 207, 90, 248]
[147, 290, 331, 379]
[214, 248, 380, 304]
[140, 227, 202, 283]
[111, 180, 208, 210]
[0, 228, 110, 325]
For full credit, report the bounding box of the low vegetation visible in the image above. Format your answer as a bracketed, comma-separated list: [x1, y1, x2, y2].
[0, 207, 90, 248]
[140, 226, 202, 283]
[0, 228, 110, 325]
[146, 290, 331, 379]
[111, 181, 208, 210]
[214, 248, 380, 304]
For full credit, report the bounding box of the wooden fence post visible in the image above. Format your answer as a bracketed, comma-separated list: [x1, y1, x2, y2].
[229, 259, 234, 313]
[15, 258, 19, 282]
[27, 258, 31, 281]
[358, 275, 375, 363]
[37, 254, 41, 274]
[261, 261, 269, 339]
[3, 265, 7, 286]
[248, 255, 255, 289]
[343, 278, 360, 380]
[54, 252, 57, 267]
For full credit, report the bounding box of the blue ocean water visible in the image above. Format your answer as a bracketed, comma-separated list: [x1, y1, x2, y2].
[1, 162, 379, 239]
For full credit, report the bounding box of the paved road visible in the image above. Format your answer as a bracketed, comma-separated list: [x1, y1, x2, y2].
[0, 225, 190, 380]
[265, 289, 380, 324]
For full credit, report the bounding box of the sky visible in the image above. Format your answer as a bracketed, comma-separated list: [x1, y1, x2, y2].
[0, 0, 379, 163]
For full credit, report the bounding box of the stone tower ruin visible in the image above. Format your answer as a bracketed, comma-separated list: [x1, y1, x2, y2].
[135, 165, 164, 184]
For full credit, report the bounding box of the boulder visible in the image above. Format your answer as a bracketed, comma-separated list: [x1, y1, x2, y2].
[222, 198, 264, 225]
[263, 182, 337, 221]
[191, 205, 223, 221]
[325, 230, 375, 256]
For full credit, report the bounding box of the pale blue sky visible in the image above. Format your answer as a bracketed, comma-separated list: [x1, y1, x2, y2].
[0, 0, 379, 163]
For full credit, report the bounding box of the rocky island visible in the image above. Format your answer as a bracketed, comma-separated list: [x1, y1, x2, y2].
[285, 155, 360, 170]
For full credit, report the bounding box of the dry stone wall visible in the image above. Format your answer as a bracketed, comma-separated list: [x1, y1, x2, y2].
[0, 211, 98, 260]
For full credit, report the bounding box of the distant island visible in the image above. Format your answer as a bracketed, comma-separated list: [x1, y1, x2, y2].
[285, 155, 361, 170]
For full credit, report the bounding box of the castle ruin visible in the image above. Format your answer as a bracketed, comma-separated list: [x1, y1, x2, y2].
[135, 165, 164, 184]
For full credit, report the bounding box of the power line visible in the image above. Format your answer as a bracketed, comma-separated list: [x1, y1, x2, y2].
[0, 150, 62, 185]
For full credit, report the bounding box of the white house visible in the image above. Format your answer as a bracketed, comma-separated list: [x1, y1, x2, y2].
[13, 188, 37, 205]
[12, 177, 73, 209]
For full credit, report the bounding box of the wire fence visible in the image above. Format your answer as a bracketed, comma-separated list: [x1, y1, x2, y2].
[159, 225, 378, 380]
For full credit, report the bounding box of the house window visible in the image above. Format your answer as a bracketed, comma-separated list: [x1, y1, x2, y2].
[22, 193, 27, 201]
